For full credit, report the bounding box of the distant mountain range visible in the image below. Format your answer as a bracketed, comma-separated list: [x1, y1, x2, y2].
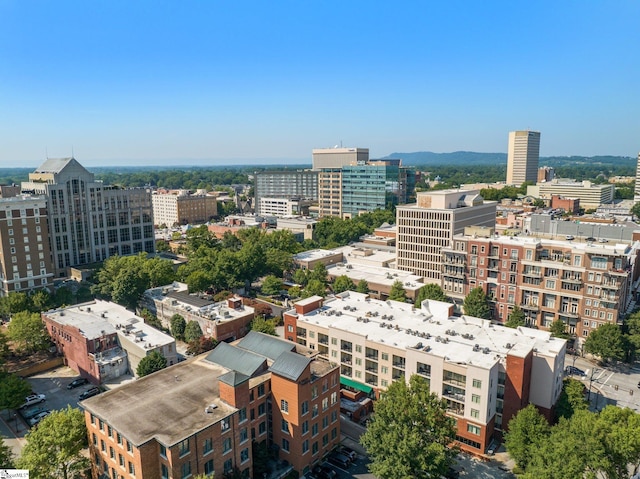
[383, 151, 635, 167]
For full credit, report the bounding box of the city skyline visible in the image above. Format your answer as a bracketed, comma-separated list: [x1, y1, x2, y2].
[1, 1, 639, 167]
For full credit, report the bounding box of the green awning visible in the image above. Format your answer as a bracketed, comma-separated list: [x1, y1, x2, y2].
[340, 376, 373, 394]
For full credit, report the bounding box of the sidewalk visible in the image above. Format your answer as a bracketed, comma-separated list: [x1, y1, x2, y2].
[0, 409, 28, 459]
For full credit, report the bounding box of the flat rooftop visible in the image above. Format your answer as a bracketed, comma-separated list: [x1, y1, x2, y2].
[82, 357, 236, 447]
[46, 300, 173, 348]
[327, 263, 424, 292]
[293, 292, 565, 369]
[294, 249, 342, 263]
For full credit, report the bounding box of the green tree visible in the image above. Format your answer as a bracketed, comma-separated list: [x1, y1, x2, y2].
[360, 375, 457, 479]
[186, 270, 212, 293]
[414, 284, 447, 307]
[0, 435, 14, 469]
[30, 289, 52, 312]
[288, 285, 301, 298]
[387, 280, 407, 302]
[185, 225, 218, 255]
[111, 267, 147, 310]
[308, 263, 328, 285]
[550, 319, 569, 339]
[261, 275, 283, 296]
[504, 404, 551, 471]
[186, 336, 218, 355]
[356, 279, 370, 294]
[184, 321, 203, 343]
[463, 287, 491, 319]
[505, 305, 526, 328]
[333, 275, 356, 294]
[155, 239, 171, 252]
[0, 371, 33, 410]
[17, 406, 89, 479]
[249, 316, 278, 336]
[136, 350, 168, 377]
[631, 202, 640, 220]
[139, 308, 167, 332]
[53, 286, 73, 307]
[595, 406, 640, 479]
[292, 268, 308, 287]
[583, 323, 626, 363]
[302, 279, 326, 298]
[170, 314, 186, 341]
[555, 378, 588, 420]
[7, 311, 50, 354]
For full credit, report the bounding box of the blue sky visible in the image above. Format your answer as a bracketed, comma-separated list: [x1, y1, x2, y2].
[1, 1, 638, 167]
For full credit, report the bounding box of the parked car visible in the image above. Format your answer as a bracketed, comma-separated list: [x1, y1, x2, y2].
[565, 366, 586, 377]
[67, 377, 89, 389]
[20, 405, 48, 420]
[586, 237, 596, 243]
[28, 410, 51, 427]
[565, 235, 575, 240]
[312, 464, 337, 479]
[79, 387, 101, 400]
[599, 238, 609, 243]
[327, 452, 351, 469]
[20, 394, 46, 408]
[338, 445, 357, 461]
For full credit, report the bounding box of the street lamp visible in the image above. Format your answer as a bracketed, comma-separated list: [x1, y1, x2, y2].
[587, 367, 599, 405]
[13, 412, 18, 432]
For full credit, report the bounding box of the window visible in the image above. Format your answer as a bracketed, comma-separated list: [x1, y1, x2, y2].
[331, 410, 338, 423]
[281, 399, 289, 413]
[322, 416, 329, 429]
[110, 446, 115, 459]
[301, 400, 309, 415]
[311, 385, 318, 399]
[472, 379, 482, 388]
[221, 418, 230, 431]
[239, 407, 247, 422]
[302, 439, 309, 454]
[129, 462, 136, 475]
[181, 462, 191, 479]
[119, 454, 124, 467]
[355, 345, 362, 353]
[281, 419, 289, 433]
[471, 409, 480, 419]
[322, 398, 329, 411]
[331, 427, 337, 439]
[381, 352, 389, 361]
[312, 404, 318, 418]
[101, 439, 106, 452]
[223, 438, 232, 453]
[259, 421, 266, 435]
[258, 384, 265, 397]
[127, 441, 133, 453]
[240, 428, 248, 443]
[99, 419, 104, 430]
[322, 434, 329, 446]
[204, 460, 214, 476]
[467, 424, 481, 435]
[161, 464, 169, 479]
[179, 438, 190, 456]
[330, 391, 337, 405]
[160, 444, 167, 458]
[241, 448, 249, 463]
[108, 425, 113, 437]
[312, 423, 318, 436]
[302, 420, 309, 434]
[471, 394, 481, 404]
[312, 442, 319, 455]
[224, 459, 233, 474]
[282, 438, 290, 452]
[203, 438, 213, 455]
[117, 433, 122, 445]
[258, 403, 266, 416]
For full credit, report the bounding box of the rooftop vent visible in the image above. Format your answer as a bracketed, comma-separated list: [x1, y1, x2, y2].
[483, 347, 490, 354]
[415, 342, 423, 349]
[505, 343, 513, 349]
[473, 344, 480, 352]
[205, 404, 218, 414]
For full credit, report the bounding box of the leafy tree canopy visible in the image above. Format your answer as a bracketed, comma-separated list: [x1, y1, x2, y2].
[7, 311, 50, 354]
[550, 319, 570, 339]
[504, 404, 551, 471]
[170, 314, 186, 341]
[261, 275, 284, 296]
[0, 371, 33, 410]
[505, 305, 526, 328]
[584, 323, 626, 363]
[136, 350, 168, 377]
[184, 321, 203, 343]
[333, 275, 356, 294]
[356, 279, 369, 294]
[414, 284, 447, 307]
[463, 287, 491, 319]
[249, 316, 278, 336]
[17, 406, 89, 479]
[387, 280, 407, 302]
[360, 375, 457, 479]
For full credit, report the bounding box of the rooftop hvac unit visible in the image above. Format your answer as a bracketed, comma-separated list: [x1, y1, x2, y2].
[473, 344, 480, 352]
[483, 347, 490, 354]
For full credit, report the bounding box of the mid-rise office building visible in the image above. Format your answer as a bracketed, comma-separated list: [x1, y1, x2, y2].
[527, 180, 615, 210]
[396, 190, 497, 282]
[312, 147, 369, 170]
[283, 293, 566, 454]
[152, 189, 217, 226]
[22, 158, 155, 277]
[82, 332, 340, 478]
[0, 195, 54, 295]
[254, 170, 318, 216]
[506, 130, 540, 186]
[441, 226, 639, 342]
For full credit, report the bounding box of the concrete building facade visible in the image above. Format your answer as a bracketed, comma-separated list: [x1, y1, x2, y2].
[396, 190, 497, 283]
[152, 190, 217, 226]
[283, 293, 566, 454]
[22, 158, 155, 277]
[82, 332, 340, 478]
[0, 195, 55, 296]
[527, 180, 615, 210]
[254, 171, 318, 216]
[312, 147, 369, 170]
[506, 130, 540, 186]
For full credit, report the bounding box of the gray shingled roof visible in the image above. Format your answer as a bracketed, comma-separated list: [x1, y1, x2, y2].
[204, 342, 267, 377]
[236, 331, 295, 361]
[166, 290, 213, 309]
[34, 157, 87, 174]
[219, 370, 250, 387]
[270, 351, 311, 381]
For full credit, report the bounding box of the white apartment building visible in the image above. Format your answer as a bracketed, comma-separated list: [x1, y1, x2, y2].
[396, 190, 497, 283]
[284, 292, 565, 454]
[152, 189, 218, 227]
[527, 180, 615, 210]
[506, 130, 540, 185]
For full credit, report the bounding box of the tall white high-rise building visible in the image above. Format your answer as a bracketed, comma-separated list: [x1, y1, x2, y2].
[634, 152, 640, 202]
[506, 130, 541, 185]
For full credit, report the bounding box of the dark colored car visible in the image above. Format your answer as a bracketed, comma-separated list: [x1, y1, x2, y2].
[338, 445, 357, 461]
[586, 237, 596, 243]
[79, 387, 101, 400]
[328, 452, 351, 469]
[312, 464, 337, 479]
[20, 404, 48, 420]
[67, 377, 89, 389]
[565, 366, 586, 377]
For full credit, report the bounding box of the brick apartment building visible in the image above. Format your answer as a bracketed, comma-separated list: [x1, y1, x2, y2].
[43, 300, 176, 384]
[441, 226, 639, 342]
[283, 293, 566, 454]
[82, 332, 340, 479]
[140, 282, 255, 343]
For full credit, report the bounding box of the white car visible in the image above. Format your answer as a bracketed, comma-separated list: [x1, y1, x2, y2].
[28, 410, 51, 426]
[20, 394, 46, 408]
